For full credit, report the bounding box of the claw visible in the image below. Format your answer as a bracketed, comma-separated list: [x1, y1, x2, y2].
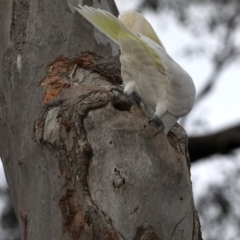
[111, 87, 141, 105]
[126, 92, 141, 105]
[148, 118, 154, 124]
[111, 86, 124, 94]
[149, 115, 165, 136]
[154, 124, 164, 136]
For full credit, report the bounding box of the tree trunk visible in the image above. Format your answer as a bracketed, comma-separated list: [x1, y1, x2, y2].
[0, 0, 202, 239]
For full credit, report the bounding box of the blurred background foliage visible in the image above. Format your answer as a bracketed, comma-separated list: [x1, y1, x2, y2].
[1, 0, 240, 239]
[0, 188, 19, 240]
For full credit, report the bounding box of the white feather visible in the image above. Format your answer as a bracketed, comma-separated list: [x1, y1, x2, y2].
[75, 6, 196, 134]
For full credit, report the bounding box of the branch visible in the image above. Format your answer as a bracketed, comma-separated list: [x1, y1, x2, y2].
[189, 124, 240, 162]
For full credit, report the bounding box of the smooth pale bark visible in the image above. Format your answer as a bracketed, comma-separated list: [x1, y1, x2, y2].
[0, 0, 202, 239]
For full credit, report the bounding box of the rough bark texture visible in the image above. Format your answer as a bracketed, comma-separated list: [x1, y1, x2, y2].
[0, 0, 202, 239]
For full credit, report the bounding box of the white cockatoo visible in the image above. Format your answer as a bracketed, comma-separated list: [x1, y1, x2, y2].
[75, 6, 196, 135]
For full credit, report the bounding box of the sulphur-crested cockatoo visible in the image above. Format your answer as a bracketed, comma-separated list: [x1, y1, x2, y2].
[75, 6, 196, 135]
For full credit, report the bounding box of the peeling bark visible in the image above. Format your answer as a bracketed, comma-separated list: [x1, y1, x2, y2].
[34, 53, 125, 239]
[0, 0, 202, 239]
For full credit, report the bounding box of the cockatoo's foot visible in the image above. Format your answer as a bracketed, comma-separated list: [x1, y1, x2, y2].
[154, 124, 164, 136]
[149, 115, 165, 136]
[125, 92, 141, 105]
[111, 86, 124, 94]
[111, 87, 141, 105]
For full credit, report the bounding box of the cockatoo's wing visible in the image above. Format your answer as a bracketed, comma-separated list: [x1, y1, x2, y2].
[75, 6, 166, 74]
[119, 11, 165, 50]
[118, 34, 168, 118]
[75, 5, 131, 44]
[75, 6, 196, 135]
[134, 33, 195, 119]
[75, 6, 169, 118]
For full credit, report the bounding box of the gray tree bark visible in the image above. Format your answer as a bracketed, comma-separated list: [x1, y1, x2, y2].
[0, 0, 202, 239]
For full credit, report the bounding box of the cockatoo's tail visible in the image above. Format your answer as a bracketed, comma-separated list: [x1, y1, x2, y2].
[75, 5, 196, 134]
